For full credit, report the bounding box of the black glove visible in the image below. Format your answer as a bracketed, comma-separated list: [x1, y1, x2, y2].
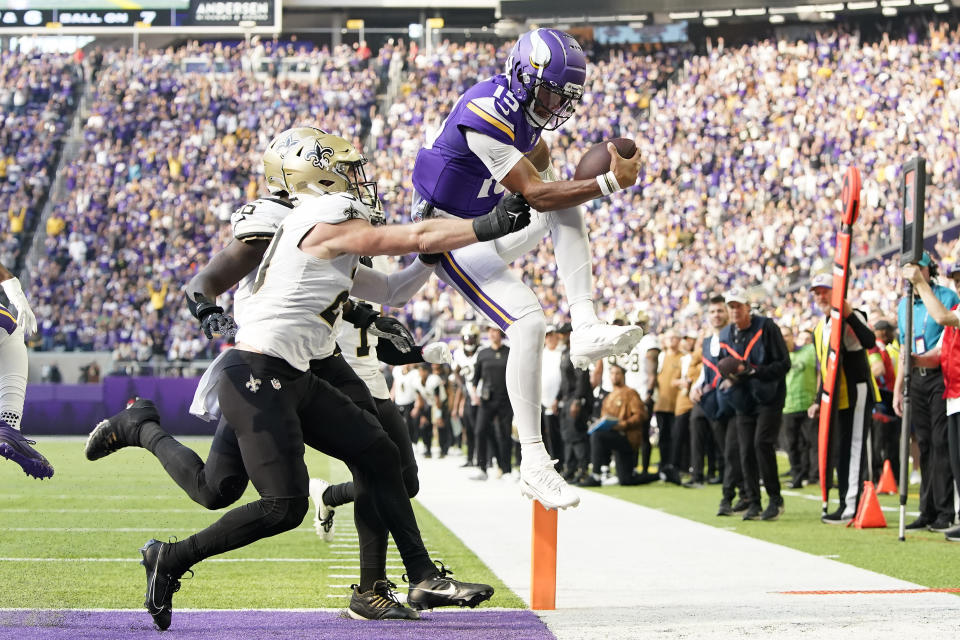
[472, 193, 531, 242]
[343, 300, 416, 353]
[342, 300, 379, 328]
[368, 316, 416, 354]
[419, 253, 442, 265]
[197, 301, 237, 340]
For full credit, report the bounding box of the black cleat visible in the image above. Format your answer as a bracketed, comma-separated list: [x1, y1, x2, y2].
[742, 504, 762, 521]
[85, 398, 159, 461]
[760, 498, 784, 521]
[731, 498, 750, 513]
[406, 561, 494, 611]
[347, 580, 420, 620]
[140, 538, 190, 631]
[820, 508, 853, 525]
[716, 500, 734, 516]
[0, 421, 53, 479]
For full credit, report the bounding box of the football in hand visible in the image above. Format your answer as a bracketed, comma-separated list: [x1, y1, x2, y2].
[718, 356, 744, 379]
[574, 137, 637, 180]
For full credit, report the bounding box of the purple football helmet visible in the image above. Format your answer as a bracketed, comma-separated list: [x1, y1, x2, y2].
[505, 28, 586, 130]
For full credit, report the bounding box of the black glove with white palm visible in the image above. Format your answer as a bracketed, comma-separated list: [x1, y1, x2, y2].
[185, 292, 237, 340]
[343, 300, 416, 354]
[420, 193, 531, 265]
[472, 192, 531, 242]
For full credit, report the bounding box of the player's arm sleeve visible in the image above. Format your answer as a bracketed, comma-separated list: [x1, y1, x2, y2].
[350, 260, 434, 307]
[377, 340, 425, 365]
[846, 309, 877, 349]
[464, 129, 526, 183]
[185, 238, 268, 301]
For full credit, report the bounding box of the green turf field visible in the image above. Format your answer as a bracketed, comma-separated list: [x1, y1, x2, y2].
[0, 438, 524, 610]
[594, 453, 960, 591]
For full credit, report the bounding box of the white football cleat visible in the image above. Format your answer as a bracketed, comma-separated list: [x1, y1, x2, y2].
[308, 478, 335, 542]
[519, 459, 580, 510]
[569, 323, 644, 370]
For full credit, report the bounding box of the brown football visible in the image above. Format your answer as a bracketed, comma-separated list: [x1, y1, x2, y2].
[718, 356, 743, 379]
[574, 137, 637, 180]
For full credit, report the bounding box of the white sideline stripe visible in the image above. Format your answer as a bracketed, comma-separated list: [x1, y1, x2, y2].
[0, 527, 327, 533]
[0, 557, 371, 563]
[0, 508, 211, 514]
[781, 490, 920, 516]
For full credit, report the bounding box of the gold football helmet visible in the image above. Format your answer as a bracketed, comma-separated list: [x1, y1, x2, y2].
[262, 126, 327, 194]
[280, 133, 383, 222]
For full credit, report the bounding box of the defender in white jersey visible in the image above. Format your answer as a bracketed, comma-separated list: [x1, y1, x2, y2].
[0, 262, 51, 479]
[88, 131, 528, 628]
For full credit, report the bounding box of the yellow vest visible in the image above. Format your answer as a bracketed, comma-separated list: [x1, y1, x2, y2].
[814, 318, 881, 410]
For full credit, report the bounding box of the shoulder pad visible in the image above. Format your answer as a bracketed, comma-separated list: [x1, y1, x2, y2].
[231, 197, 294, 242]
[461, 96, 519, 145]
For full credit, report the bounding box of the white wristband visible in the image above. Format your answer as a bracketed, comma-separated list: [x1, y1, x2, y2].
[596, 171, 621, 196]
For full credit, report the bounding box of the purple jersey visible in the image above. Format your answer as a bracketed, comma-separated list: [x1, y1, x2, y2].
[412, 75, 540, 218]
[0, 303, 16, 335]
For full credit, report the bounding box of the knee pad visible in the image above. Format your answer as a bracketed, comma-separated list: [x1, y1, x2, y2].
[201, 475, 249, 510]
[259, 496, 309, 533]
[359, 431, 402, 472]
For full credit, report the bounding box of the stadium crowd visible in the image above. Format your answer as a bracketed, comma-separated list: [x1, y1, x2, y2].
[0, 50, 81, 271]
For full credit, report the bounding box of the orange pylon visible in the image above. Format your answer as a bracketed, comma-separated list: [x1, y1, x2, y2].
[876, 459, 897, 495]
[530, 501, 557, 610]
[848, 480, 887, 529]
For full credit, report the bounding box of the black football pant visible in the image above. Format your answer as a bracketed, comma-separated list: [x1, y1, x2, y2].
[688, 403, 718, 482]
[654, 411, 675, 473]
[559, 403, 589, 476]
[736, 404, 783, 508]
[714, 415, 742, 503]
[542, 410, 563, 468]
[669, 409, 691, 474]
[148, 350, 434, 586]
[396, 401, 417, 447]
[462, 402, 478, 465]
[476, 396, 513, 473]
[589, 430, 647, 485]
[910, 372, 955, 523]
[782, 410, 815, 484]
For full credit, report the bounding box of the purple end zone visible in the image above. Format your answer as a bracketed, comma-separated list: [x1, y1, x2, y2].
[0, 609, 556, 640]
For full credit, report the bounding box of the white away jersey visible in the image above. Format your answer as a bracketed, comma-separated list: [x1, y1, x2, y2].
[235, 193, 376, 370]
[452, 346, 479, 404]
[230, 197, 295, 326]
[600, 333, 660, 399]
[339, 254, 391, 399]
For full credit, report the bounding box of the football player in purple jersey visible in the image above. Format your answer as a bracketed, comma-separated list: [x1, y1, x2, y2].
[410, 28, 643, 509]
[0, 261, 52, 479]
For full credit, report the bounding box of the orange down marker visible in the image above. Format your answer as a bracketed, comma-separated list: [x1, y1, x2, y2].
[530, 500, 557, 610]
